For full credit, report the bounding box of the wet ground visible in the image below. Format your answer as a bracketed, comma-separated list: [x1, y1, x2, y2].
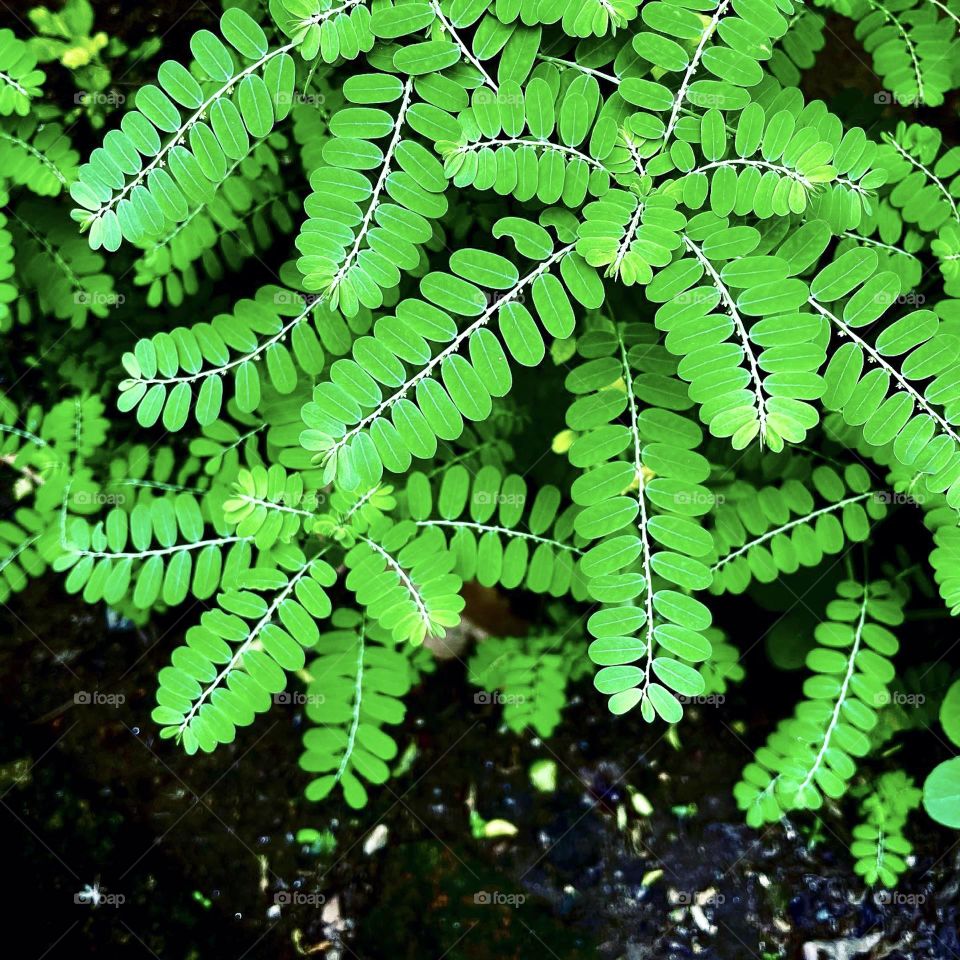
[4, 575, 959, 960]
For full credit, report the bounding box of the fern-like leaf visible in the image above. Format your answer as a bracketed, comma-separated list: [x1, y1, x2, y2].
[153, 549, 337, 753]
[300, 217, 600, 489]
[69, 7, 357, 251]
[0, 29, 45, 116]
[344, 520, 463, 644]
[405, 463, 587, 597]
[736, 578, 907, 824]
[851, 770, 921, 887]
[709, 465, 886, 594]
[55, 495, 253, 609]
[567, 320, 716, 721]
[299, 609, 418, 808]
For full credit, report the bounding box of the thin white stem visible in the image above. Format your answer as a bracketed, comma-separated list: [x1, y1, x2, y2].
[536, 56, 620, 85]
[415, 519, 582, 553]
[453, 137, 605, 170]
[342, 484, 380, 522]
[864, 0, 924, 103]
[358, 535, 431, 634]
[834, 175, 872, 197]
[334, 618, 366, 783]
[0, 534, 40, 574]
[883, 133, 959, 223]
[430, 0, 498, 91]
[328, 78, 415, 293]
[924, 0, 960, 31]
[874, 808, 887, 876]
[7, 200, 90, 295]
[139, 148, 264, 257]
[663, 0, 731, 146]
[327, 244, 576, 459]
[683, 235, 768, 444]
[177, 555, 325, 737]
[623, 131, 647, 177]
[0, 130, 68, 186]
[131, 292, 327, 386]
[0, 424, 46, 447]
[690, 158, 813, 189]
[796, 586, 870, 793]
[233, 494, 314, 518]
[0, 70, 28, 98]
[809, 298, 960, 447]
[116, 478, 206, 494]
[617, 331, 656, 699]
[610, 199, 644, 277]
[71, 535, 249, 561]
[842, 232, 920, 260]
[91, 0, 364, 221]
[712, 493, 874, 571]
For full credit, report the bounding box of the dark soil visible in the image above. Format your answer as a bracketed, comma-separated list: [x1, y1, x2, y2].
[3, 574, 959, 960]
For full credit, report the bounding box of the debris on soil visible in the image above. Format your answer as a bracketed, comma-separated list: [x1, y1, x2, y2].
[4, 579, 958, 959]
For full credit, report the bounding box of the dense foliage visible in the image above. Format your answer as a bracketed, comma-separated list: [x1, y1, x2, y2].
[4, 0, 960, 890]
